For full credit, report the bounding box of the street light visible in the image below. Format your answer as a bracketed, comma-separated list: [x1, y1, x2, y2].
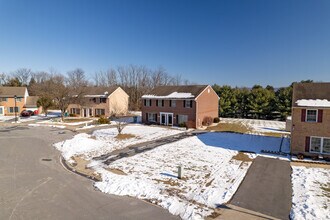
[14, 95, 17, 123]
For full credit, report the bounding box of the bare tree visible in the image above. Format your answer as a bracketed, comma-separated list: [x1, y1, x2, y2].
[12, 68, 32, 86]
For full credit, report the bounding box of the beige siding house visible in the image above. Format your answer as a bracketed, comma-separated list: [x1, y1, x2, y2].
[67, 86, 129, 118]
[0, 86, 32, 116]
[291, 82, 330, 159]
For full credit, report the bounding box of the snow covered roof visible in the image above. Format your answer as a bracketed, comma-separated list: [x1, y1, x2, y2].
[142, 85, 209, 99]
[296, 99, 330, 107]
[142, 92, 195, 99]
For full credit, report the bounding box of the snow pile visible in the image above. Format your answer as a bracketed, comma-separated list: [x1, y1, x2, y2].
[142, 92, 194, 99]
[221, 118, 288, 134]
[296, 99, 330, 107]
[291, 166, 330, 220]
[95, 136, 253, 219]
[54, 124, 184, 160]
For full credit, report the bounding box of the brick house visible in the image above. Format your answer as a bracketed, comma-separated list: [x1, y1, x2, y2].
[141, 85, 219, 128]
[291, 82, 330, 158]
[67, 86, 129, 117]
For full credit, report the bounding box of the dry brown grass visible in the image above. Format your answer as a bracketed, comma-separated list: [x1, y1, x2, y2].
[106, 168, 127, 175]
[206, 122, 253, 134]
[64, 118, 92, 123]
[231, 152, 253, 162]
[153, 179, 180, 186]
[115, 133, 135, 140]
[262, 132, 285, 137]
[70, 156, 102, 181]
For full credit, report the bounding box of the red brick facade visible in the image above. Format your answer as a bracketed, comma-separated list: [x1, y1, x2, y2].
[141, 85, 219, 128]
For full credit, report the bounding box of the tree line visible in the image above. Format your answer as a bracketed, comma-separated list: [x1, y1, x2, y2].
[213, 80, 313, 121]
[0, 66, 190, 117]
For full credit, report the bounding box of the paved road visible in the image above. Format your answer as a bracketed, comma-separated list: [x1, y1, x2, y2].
[0, 126, 178, 220]
[230, 156, 292, 220]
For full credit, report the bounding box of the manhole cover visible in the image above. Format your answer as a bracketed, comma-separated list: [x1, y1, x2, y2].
[41, 158, 52, 161]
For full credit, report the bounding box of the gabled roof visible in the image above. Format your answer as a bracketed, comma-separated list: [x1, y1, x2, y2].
[142, 85, 209, 99]
[0, 86, 27, 97]
[25, 96, 39, 108]
[74, 86, 123, 98]
[292, 82, 330, 107]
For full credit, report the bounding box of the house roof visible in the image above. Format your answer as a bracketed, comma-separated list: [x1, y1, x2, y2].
[0, 86, 27, 98]
[25, 96, 39, 108]
[292, 82, 330, 107]
[74, 86, 122, 97]
[142, 85, 209, 99]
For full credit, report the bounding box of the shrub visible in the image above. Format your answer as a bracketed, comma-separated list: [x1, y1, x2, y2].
[178, 122, 186, 128]
[297, 153, 304, 160]
[98, 116, 110, 124]
[202, 116, 213, 126]
[213, 117, 220, 123]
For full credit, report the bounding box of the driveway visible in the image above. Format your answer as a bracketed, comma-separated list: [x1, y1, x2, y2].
[230, 156, 292, 220]
[0, 125, 178, 220]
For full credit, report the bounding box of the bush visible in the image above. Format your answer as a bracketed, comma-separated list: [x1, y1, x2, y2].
[202, 116, 213, 126]
[178, 122, 186, 128]
[98, 116, 110, 124]
[213, 117, 220, 123]
[297, 153, 304, 160]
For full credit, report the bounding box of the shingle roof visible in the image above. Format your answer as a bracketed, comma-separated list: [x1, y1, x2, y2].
[292, 82, 330, 107]
[25, 96, 39, 108]
[0, 86, 27, 97]
[142, 85, 209, 99]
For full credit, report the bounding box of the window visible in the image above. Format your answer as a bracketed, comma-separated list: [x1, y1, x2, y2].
[100, 98, 107, 103]
[178, 115, 188, 124]
[95, 109, 105, 116]
[323, 138, 330, 154]
[0, 98, 7, 102]
[157, 99, 164, 107]
[310, 137, 321, 153]
[310, 137, 330, 154]
[70, 108, 81, 115]
[144, 99, 151, 107]
[170, 100, 176, 107]
[147, 113, 157, 122]
[184, 100, 192, 108]
[16, 97, 22, 102]
[306, 109, 317, 122]
[8, 107, 19, 113]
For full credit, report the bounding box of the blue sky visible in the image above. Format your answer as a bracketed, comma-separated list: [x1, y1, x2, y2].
[0, 0, 329, 87]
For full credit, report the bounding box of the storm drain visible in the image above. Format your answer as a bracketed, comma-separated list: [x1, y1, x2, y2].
[41, 158, 52, 161]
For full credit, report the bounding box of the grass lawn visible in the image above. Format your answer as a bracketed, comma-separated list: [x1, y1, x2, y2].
[206, 122, 253, 134]
[63, 118, 94, 123]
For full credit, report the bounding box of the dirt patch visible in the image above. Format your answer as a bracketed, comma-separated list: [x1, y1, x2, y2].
[154, 179, 180, 186]
[64, 118, 92, 123]
[115, 133, 136, 140]
[206, 122, 253, 134]
[106, 168, 127, 175]
[291, 162, 330, 169]
[206, 178, 214, 187]
[70, 156, 102, 181]
[232, 152, 253, 162]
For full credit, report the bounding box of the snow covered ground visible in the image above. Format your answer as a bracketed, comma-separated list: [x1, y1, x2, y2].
[54, 124, 184, 161]
[220, 118, 288, 134]
[94, 136, 253, 220]
[291, 166, 330, 220]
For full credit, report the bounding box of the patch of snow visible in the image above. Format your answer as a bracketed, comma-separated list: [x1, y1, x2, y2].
[291, 166, 330, 220]
[28, 124, 66, 129]
[54, 124, 184, 160]
[95, 136, 253, 220]
[142, 92, 194, 99]
[296, 99, 330, 107]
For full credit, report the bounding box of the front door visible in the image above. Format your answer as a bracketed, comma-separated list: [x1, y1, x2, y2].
[160, 113, 173, 126]
[83, 108, 90, 117]
[0, 106, 4, 116]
